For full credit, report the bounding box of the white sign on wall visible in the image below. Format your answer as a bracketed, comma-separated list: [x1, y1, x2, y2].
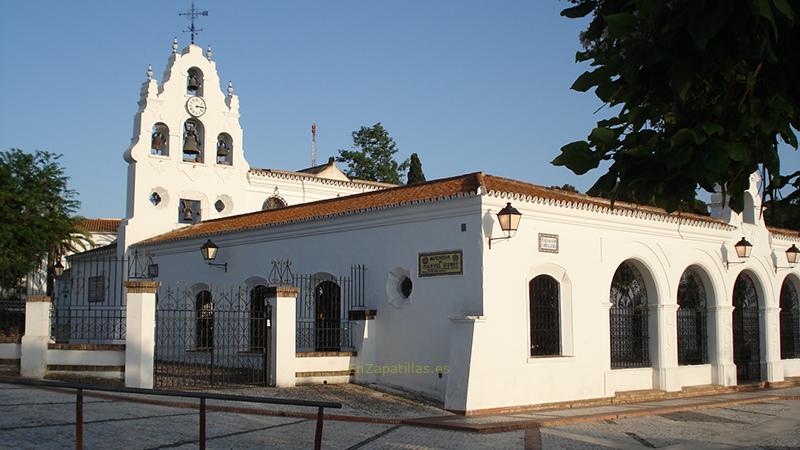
[538, 233, 559, 254]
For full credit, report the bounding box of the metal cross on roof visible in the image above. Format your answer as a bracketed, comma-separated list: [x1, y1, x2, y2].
[179, 0, 209, 45]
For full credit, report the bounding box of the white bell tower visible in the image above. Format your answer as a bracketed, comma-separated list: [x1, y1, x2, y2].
[118, 39, 250, 257]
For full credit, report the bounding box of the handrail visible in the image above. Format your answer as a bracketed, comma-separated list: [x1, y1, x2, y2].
[0, 377, 341, 450]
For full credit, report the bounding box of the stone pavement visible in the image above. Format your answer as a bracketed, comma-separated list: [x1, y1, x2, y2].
[0, 381, 799, 449]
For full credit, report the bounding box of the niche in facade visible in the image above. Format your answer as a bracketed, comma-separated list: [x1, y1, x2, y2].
[150, 123, 169, 156]
[182, 119, 204, 163]
[186, 67, 204, 96]
[216, 133, 233, 165]
[386, 267, 413, 308]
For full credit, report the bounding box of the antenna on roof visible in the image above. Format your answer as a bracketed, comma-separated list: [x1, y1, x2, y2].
[179, 0, 209, 45]
[310, 122, 318, 167]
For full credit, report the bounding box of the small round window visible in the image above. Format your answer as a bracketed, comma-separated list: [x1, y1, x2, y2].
[149, 192, 162, 206]
[214, 200, 225, 212]
[400, 277, 413, 298]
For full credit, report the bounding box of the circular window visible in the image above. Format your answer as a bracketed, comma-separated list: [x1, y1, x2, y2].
[400, 277, 413, 298]
[149, 192, 162, 206]
[214, 199, 225, 212]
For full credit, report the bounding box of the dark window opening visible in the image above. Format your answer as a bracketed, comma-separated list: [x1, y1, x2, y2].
[196, 290, 213, 351]
[179, 199, 201, 224]
[529, 275, 561, 356]
[87, 276, 105, 303]
[677, 268, 709, 365]
[610, 262, 650, 368]
[779, 279, 800, 360]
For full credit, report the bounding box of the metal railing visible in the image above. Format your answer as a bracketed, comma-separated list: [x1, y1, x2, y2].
[0, 377, 341, 450]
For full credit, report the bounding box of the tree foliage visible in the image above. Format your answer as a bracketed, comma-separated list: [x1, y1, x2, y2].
[337, 123, 409, 184]
[0, 149, 81, 289]
[553, 0, 799, 214]
[407, 153, 426, 185]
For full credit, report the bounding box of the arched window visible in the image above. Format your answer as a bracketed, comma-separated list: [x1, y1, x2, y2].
[733, 272, 761, 382]
[609, 261, 650, 368]
[315, 280, 341, 351]
[196, 290, 213, 351]
[677, 268, 708, 365]
[150, 123, 169, 156]
[262, 196, 288, 211]
[249, 285, 271, 351]
[187, 67, 204, 96]
[216, 133, 233, 165]
[529, 275, 560, 356]
[779, 278, 800, 360]
[182, 119, 204, 163]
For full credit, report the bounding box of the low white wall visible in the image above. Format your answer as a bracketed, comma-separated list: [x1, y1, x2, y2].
[47, 349, 125, 366]
[674, 364, 713, 387]
[783, 358, 800, 377]
[0, 343, 21, 360]
[295, 354, 354, 385]
[604, 368, 654, 394]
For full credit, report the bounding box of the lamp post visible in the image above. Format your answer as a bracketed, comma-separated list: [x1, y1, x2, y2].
[726, 237, 752, 269]
[200, 239, 227, 272]
[488, 202, 522, 249]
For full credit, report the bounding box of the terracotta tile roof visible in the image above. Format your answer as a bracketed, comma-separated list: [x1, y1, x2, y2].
[768, 226, 800, 240]
[80, 218, 121, 234]
[137, 172, 733, 247]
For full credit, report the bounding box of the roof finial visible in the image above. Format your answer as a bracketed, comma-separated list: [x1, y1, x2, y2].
[206, 45, 213, 61]
[146, 64, 153, 80]
[172, 37, 178, 53]
[226, 81, 234, 96]
[179, 0, 209, 45]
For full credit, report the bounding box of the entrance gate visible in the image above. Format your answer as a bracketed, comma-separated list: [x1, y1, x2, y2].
[154, 285, 271, 388]
[733, 273, 761, 383]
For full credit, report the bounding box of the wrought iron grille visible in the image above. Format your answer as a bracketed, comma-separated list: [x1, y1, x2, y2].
[779, 279, 799, 360]
[293, 265, 366, 352]
[609, 262, 650, 369]
[529, 275, 560, 356]
[51, 253, 130, 343]
[154, 284, 271, 388]
[677, 268, 708, 365]
[733, 273, 761, 382]
[0, 299, 25, 339]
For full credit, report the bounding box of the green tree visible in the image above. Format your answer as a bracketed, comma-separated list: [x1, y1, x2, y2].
[337, 123, 409, 184]
[553, 0, 799, 214]
[407, 153, 426, 185]
[549, 184, 580, 193]
[0, 149, 82, 290]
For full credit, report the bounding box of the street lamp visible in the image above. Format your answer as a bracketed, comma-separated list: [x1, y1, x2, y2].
[200, 239, 227, 272]
[488, 202, 522, 249]
[726, 237, 753, 269]
[53, 259, 64, 278]
[775, 244, 800, 272]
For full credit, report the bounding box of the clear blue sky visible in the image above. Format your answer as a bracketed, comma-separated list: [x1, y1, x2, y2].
[1, 1, 797, 218]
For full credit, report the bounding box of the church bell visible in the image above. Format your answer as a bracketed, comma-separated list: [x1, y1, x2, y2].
[216, 138, 230, 157]
[187, 73, 200, 92]
[183, 138, 200, 156]
[151, 129, 167, 151]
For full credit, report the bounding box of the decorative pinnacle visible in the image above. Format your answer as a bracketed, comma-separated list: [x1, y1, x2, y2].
[206, 45, 213, 61]
[172, 37, 178, 53]
[146, 64, 153, 80]
[227, 81, 234, 96]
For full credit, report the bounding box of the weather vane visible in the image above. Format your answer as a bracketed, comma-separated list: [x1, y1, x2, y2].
[179, 0, 208, 45]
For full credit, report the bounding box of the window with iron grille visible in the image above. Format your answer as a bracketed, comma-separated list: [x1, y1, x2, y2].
[249, 285, 271, 351]
[677, 268, 708, 365]
[609, 262, 650, 369]
[179, 199, 201, 224]
[779, 279, 800, 360]
[87, 276, 105, 303]
[195, 290, 213, 351]
[529, 275, 560, 356]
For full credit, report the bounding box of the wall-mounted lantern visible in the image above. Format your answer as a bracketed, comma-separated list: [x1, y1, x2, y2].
[775, 244, 800, 272]
[725, 237, 753, 269]
[200, 239, 227, 272]
[488, 202, 522, 249]
[53, 259, 64, 278]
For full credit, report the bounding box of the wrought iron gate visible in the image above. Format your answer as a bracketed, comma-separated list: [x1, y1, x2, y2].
[733, 273, 761, 382]
[154, 285, 271, 388]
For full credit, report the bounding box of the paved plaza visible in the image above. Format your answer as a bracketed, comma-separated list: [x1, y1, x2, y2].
[0, 382, 799, 449]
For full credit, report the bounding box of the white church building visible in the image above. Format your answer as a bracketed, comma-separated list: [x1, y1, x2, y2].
[63, 39, 800, 414]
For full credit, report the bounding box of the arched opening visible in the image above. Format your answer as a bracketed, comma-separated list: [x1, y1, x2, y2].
[779, 276, 800, 360]
[742, 193, 756, 224]
[677, 267, 709, 365]
[182, 119, 204, 163]
[314, 280, 341, 351]
[262, 196, 288, 211]
[529, 275, 560, 356]
[249, 285, 271, 352]
[195, 290, 213, 351]
[733, 272, 761, 382]
[216, 133, 233, 165]
[187, 67, 204, 96]
[150, 123, 169, 156]
[609, 261, 650, 368]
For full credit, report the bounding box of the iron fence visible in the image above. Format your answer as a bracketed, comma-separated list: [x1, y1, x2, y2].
[677, 308, 708, 365]
[154, 284, 271, 388]
[609, 307, 650, 369]
[780, 309, 800, 360]
[293, 265, 365, 352]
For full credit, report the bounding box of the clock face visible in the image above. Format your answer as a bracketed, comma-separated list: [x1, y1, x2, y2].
[186, 96, 207, 117]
